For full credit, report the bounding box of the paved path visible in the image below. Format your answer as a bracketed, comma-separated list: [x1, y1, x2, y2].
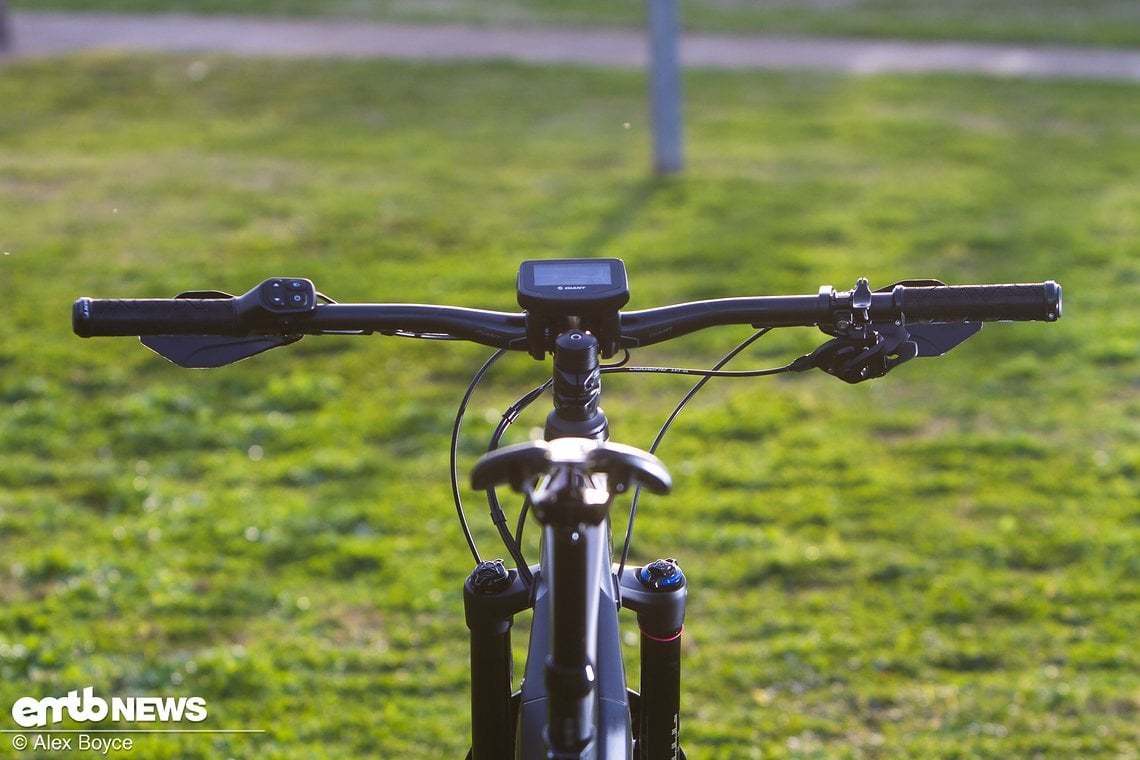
[5, 11, 1140, 82]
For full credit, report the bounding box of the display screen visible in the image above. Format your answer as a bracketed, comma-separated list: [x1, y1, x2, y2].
[532, 261, 613, 287]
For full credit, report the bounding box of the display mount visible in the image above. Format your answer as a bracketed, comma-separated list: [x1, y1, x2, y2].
[517, 258, 630, 359]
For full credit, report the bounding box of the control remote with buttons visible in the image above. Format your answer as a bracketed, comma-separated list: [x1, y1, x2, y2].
[260, 278, 316, 313]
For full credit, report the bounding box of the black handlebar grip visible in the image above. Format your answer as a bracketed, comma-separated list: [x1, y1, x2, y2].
[893, 281, 1062, 323]
[73, 298, 240, 337]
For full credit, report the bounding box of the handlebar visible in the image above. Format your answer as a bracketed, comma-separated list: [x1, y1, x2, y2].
[618, 280, 1062, 346]
[72, 298, 529, 344]
[73, 277, 1062, 349]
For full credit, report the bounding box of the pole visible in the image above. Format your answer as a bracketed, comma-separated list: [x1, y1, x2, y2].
[0, 0, 11, 52]
[648, 0, 684, 175]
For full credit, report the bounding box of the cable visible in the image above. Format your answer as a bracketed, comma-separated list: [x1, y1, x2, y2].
[514, 495, 531, 545]
[603, 364, 792, 378]
[614, 329, 784, 579]
[455, 336, 794, 580]
[387, 331, 464, 341]
[484, 380, 550, 586]
[603, 350, 633, 370]
[450, 348, 508, 564]
[481, 358, 630, 576]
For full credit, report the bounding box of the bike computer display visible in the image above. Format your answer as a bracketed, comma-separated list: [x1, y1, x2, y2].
[517, 258, 630, 315]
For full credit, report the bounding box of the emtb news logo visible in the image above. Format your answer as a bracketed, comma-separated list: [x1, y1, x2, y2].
[11, 687, 208, 728]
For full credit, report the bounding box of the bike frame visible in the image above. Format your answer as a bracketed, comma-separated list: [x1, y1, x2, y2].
[465, 331, 687, 759]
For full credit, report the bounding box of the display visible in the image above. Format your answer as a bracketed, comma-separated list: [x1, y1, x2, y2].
[516, 258, 630, 315]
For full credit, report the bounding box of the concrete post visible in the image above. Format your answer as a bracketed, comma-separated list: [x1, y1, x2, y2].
[0, 1, 11, 52]
[648, 0, 684, 174]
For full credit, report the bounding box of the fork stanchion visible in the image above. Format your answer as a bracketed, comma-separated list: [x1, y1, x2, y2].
[620, 559, 687, 760]
[464, 560, 532, 760]
[639, 628, 683, 760]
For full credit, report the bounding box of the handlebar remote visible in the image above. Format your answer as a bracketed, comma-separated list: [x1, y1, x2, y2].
[260, 278, 316, 313]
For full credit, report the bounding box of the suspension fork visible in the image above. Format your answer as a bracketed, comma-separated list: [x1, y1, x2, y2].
[464, 559, 531, 760]
[621, 559, 687, 760]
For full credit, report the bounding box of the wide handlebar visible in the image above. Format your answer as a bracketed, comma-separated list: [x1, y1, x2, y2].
[73, 277, 1061, 348]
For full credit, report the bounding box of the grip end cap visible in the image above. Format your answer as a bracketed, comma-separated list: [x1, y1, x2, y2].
[73, 298, 94, 337]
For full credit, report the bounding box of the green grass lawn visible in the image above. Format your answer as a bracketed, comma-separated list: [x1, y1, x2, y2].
[1, 54, 1138, 758]
[11, 0, 1140, 47]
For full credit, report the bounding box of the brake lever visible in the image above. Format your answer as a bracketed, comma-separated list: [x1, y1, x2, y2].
[792, 323, 917, 383]
[792, 322, 984, 383]
[793, 277, 988, 383]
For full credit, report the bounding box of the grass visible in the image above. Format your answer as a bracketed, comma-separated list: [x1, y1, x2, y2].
[10, 0, 1140, 47]
[1, 54, 1138, 758]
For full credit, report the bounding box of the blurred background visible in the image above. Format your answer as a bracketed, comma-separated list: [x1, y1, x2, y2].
[1, 2, 1137, 758]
